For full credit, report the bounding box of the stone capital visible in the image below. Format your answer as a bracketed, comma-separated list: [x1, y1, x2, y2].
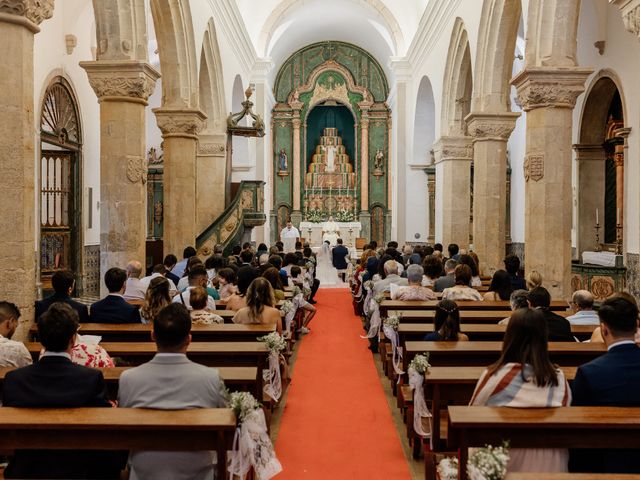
[465, 112, 520, 141]
[511, 67, 592, 111]
[610, 0, 640, 39]
[288, 99, 303, 111]
[432, 136, 473, 164]
[153, 108, 207, 139]
[0, 0, 53, 32]
[80, 60, 160, 104]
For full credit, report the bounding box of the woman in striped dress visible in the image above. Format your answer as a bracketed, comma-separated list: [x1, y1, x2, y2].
[470, 307, 571, 473]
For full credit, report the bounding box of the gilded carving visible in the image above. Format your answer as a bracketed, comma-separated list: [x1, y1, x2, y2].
[591, 276, 615, 300]
[524, 155, 544, 182]
[220, 215, 238, 243]
[126, 155, 147, 184]
[0, 0, 54, 25]
[241, 190, 253, 210]
[571, 275, 582, 293]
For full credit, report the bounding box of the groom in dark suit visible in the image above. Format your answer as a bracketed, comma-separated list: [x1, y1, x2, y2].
[570, 294, 640, 474]
[331, 238, 349, 282]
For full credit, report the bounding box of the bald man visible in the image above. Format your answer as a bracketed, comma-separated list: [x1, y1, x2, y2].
[567, 290, 600, 325]
[123, 260, 146, 301]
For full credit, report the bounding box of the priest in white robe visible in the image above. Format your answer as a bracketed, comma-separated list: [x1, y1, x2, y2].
[322, 216, 340, 246]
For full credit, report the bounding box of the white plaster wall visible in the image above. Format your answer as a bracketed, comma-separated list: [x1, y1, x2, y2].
[573, 1, 640, 255]
[34, 0, 100, 247]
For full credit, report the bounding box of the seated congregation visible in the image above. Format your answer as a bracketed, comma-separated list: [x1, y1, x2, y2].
[0, 241, 320, 479]
[352, 241, 640, 477]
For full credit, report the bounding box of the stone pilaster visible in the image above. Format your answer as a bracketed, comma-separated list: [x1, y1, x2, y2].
[433, 135, 473, 249]
[512, 66, 592, 299]
[426, 165, 436, 244]
[154, 108, 206, 257]
[359, 102, 373, 212]
[0, 0, 53, 339]
[196, 135, 226, 232]
[289, 99, 303, 215]
[81, 60, 159, 293]
[466, 112, 519, 276]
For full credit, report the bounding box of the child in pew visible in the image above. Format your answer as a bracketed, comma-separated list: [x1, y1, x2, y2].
[189, 287, 223, 325]
[470, 308, 571, 473]
[423, 300, 468, 341]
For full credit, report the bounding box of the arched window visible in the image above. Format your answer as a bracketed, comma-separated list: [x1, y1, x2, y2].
[39, 77, 82, 292]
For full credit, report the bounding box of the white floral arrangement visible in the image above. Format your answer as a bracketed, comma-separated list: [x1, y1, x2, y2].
[305, 261, 315, 271]
[303, 286, 311, 298]
[437, 456, 458, 480]
[335, 209, 355, 222]
[467, 443, 510, 480]
[374, 292, 386, 304]
[364, 280, 374, 291]
[383, 314, 400, 331]
[228, 391, 261, 422]
[258, 332, 287, 353]
[281, 300, 295, 315]
[305, 209, 324, 223]
[292, 286, 302, 298]
[409, 352, 431, 374]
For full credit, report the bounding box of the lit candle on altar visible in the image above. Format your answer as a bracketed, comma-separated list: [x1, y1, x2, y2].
[596, 208, 599, 225]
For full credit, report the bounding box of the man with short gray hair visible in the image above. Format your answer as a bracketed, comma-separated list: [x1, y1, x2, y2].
[499, 289, 529, 325]
[434, 259, 458, 292]
[567, 290, 599, 325]
[373, 260, 408, 294]
[391, 265, 437, 301]
[123, 260, 146, 301]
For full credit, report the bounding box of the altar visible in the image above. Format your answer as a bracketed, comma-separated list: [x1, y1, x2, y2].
[300, 221, 361, 248]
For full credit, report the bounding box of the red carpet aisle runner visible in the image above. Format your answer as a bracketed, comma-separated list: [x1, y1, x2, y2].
[275, 289, 411, 479]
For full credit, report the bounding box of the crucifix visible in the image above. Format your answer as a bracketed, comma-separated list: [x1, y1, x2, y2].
[327, 179, 335, 214]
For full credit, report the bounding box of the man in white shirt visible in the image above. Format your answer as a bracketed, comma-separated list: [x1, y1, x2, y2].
[140, 264, 178, 297]
[123, 260, 147, 301]
[172, 266, 216, 311]
[0, 301, 32, 367]
[280, 220, 300, 253]
[567, 290, 600, 325]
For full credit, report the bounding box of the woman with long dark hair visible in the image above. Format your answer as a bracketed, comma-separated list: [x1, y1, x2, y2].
[140, 276, 171, 323]
[483, 269, 514, 301]
[232, 277, 282, 333]
[423, 299, 468, 341]
[470, 308, 571, 473]
[225, 267, 255, 311]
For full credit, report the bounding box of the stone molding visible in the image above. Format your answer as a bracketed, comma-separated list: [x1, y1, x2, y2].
[80, 60, 160, 104]
[611, 0, 640, 39]
[465, 112, 520, 141]
[573, 144, 605, 161]
[0, 0, 53, 31]
[432, 135, 473, 164]
[512, 67, 592, 111]
[198, 143, 225, 155]
[154, 108, 207, 139]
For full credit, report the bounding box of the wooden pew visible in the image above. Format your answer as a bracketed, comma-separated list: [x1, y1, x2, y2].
[423, 366, 577, 451]
[403, 341, 606, 369]
[0, 407, 235, 480]
[34, 323, 276, 343]
[447, 406, 640, 480]
[388, 309, 571, 324]
[398, 323, 595, 343]
[381, 300, 568, 316]
[26, 342, 269, 397]
[0, 366, 258, 400]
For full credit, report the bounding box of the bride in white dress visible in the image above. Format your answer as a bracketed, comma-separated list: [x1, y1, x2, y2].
[315, 241, 340, 286]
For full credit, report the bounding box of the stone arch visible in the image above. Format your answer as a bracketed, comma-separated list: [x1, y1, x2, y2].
[473, 0, 522, 112]
[150, 0, 198, 107]
[199, 19, 226, 134]
[257, 0, 405, 56]
[576, 71, 627, 255]
[92, 0, 148, 61]
[441, 18, 473, 136]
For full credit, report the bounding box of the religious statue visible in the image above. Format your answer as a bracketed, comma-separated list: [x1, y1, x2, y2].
[322, 215, 340, 246]
[373, 149, 384, 176]
[277, 149, 288, 177]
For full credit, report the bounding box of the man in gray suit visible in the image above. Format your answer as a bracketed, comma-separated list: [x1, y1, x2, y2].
[118, 303, 227, 480]
[434, 259, 458, 292]
[373, 260, 408, 294]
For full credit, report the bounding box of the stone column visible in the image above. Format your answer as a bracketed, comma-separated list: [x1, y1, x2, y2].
[0, 0, 53, 336]
[154, 108, 206, 256]
[512, 67, 591, 299]
[359, 102, 373, 212]
[466, 112, 519, 276]
[433, 135, 473, 249]
[81, 61, 159, 288]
